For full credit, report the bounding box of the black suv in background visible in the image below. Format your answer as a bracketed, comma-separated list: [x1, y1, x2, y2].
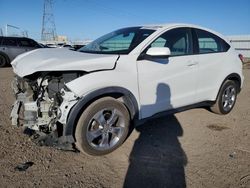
[0, 36, 42, 67]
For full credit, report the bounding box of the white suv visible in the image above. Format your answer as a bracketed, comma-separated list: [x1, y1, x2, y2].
[11, 24, 243, 155]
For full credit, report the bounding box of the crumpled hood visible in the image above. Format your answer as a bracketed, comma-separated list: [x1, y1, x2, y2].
[11, 48, 119, 77]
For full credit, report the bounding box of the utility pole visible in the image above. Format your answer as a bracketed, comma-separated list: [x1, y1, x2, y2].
[41, 0, 57, 42]
[22, 31, 28, 37]
[6, 24, 20, 36]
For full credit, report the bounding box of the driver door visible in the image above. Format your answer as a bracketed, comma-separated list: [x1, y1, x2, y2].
[137, 27, 198, 119]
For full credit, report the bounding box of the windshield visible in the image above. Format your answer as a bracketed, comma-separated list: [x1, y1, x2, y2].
[79, 27, 155, 54]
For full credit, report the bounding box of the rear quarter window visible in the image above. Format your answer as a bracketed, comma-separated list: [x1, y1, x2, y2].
[195, 29, 230, 54]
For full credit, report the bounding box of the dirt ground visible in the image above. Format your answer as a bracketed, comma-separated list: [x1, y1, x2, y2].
[0, 67, 249, 188]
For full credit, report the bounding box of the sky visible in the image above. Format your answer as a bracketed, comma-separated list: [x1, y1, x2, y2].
[0, 0, 250, 41]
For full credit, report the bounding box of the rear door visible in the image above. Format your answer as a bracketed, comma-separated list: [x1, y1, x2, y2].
[192, 28, 231, 102]
[137, 27, 198, 118]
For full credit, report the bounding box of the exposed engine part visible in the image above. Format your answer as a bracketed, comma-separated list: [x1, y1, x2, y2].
[10, 72, 80, 136]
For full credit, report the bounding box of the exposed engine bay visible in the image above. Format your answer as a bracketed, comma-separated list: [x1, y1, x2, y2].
[10, 71, 84, 150]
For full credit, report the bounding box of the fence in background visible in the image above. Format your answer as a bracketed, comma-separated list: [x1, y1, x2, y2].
[228, 35, 250, 61]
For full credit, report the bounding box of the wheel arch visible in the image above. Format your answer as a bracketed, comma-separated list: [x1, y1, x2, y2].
[223, 73, 241, 93]
[215, 73, 242, 102]
[63, 86, 139, 141]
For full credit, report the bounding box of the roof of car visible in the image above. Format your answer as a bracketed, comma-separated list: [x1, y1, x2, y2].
[139, 23, 228, 42]
[140, 23, 205, 30]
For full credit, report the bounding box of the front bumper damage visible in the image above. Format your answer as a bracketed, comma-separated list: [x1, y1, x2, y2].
[10, 75, 79, 151]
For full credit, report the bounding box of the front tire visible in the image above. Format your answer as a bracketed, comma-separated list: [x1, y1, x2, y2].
[75, 97, 130, 155]
[210, 80, 238, 115]
[0, 54, 7, 67]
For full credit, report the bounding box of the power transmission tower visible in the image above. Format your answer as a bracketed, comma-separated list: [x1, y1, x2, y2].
[41, 0, 57, 42]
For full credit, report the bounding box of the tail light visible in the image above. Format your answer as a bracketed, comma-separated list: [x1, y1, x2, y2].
[238, 54, 244, 63]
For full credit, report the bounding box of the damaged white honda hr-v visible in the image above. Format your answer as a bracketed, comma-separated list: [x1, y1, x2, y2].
[10, 24, 244, 155]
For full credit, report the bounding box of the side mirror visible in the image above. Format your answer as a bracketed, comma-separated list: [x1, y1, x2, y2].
[146, 47, 171, 58]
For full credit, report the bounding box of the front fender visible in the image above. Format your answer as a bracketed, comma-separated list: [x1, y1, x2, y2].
[63, 86, 139, 141]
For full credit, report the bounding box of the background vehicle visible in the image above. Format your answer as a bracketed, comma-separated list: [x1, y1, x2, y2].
[59, 44, 74, 50]
[0, 36, 42, 67]
[10, 24, 243, 155]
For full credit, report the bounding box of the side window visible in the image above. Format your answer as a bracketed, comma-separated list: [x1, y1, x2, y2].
[28, 39, 40, 47]
[195, 29, 230, 54]
[18, 39, 37, 47]
[18, 39, 30, 47]
[2, 38, 17, 46]
[149, 28, 192, 56]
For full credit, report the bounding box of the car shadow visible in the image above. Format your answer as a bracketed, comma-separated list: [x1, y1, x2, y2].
[123, 83, 187, 188]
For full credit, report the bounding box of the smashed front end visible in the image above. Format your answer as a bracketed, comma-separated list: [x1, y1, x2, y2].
[10, 72, 84, 150]
[9, 47, 119, 151]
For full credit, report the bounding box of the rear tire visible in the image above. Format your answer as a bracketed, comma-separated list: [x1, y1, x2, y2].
[75, 97, 130, 155]
[210, 80, 238, 115]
